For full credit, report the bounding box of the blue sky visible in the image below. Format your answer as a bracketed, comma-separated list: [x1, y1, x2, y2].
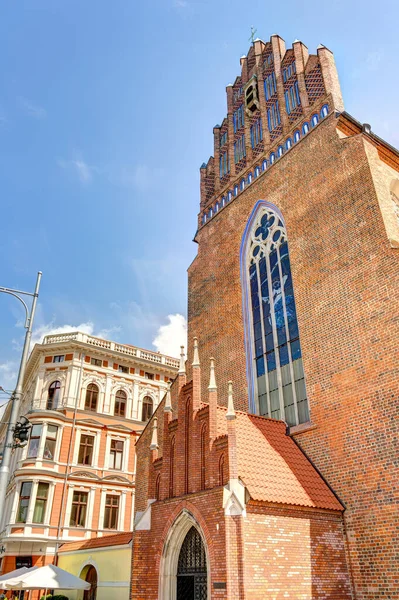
[0, 0, 398, 392]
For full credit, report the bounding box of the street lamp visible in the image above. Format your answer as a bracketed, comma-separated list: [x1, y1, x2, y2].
[0, 271, 42, 517]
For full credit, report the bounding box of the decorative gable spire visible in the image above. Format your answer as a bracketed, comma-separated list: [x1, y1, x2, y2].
[208, 357, 217, 391]
[178, 346, 186, 374]
[226, 381, 236, 420]
[178, 345, 186, 392]
[192, 337, 200, 367]
[192, 337, 201, 410]
[150, 417, 159, 451]
[164, 381, 172, 413]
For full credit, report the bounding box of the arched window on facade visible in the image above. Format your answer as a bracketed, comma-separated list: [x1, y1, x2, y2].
[141, 396, 153, 421]
[114, 390, 127, 417]
[245, 204, 309, 426]
[184, 398, 191, 495]
[47, 380, 60, 410]
[155, 473, 161, 501]
[169, 436, 175, 498]
[200, 425, 207, 490]
[219, 453, 226, 486]
[85, 384, 99, 412]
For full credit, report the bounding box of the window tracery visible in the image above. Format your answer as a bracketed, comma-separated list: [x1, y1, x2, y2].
[246, 205, 309, 425]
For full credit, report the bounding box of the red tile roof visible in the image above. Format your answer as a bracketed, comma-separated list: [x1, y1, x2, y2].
[217, 406, 342, 511]
[58, 532, 132, 553]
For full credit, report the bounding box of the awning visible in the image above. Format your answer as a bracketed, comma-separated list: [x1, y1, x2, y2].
[3, 565, 90, 590]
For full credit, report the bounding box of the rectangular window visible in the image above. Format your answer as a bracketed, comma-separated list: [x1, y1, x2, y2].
[267, 101, 281, 132]
[234, 135, 246, 164]
[104, 495, 119, 530]
[118, 365, 129, 374]
[233, 105, 244, 133]
[78, 435, 94, 466]
[17, 482, 32, 523]
[109, 439, 124, 470]
[294, 81, 301, 105]
[43, 425, 58, 460]
[250, 118, 263, 148]
[220, 132, 227, 147]
[91, 358, 102, 367]
[219, 151, 228, 178]
[27, 424, 42, 458]
[32, 482, 49, 524]
[144, 372, 154, 380]
[70, 491, 88, 527]
[264, 73, 277, 101]
[53, 355, 64, 363]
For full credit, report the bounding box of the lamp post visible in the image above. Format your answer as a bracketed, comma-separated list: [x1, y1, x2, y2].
[0, 271, 42, 517]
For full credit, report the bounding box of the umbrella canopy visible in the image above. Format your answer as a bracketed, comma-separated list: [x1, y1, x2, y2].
[3, 565, 90, 590]
[0, 567, 32, 584]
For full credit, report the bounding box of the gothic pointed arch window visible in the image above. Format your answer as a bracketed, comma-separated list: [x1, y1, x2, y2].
[47, 380, 60, 409]
[243, 202, 309, 426]
[169, 435, 176, 498]
[200, 424, 207, 490]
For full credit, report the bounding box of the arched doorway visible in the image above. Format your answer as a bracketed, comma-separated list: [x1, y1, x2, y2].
[83, 565, 97, 600]
[177, 526, 207, 600]
[159, 510, 210, 600]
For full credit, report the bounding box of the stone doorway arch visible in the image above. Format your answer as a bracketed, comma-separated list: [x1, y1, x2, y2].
[159, 509, 210, 600]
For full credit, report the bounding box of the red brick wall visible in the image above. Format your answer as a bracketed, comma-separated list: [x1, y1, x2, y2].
[186, 113, 399, 597]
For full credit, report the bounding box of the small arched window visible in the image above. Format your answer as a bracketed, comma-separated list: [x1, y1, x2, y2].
[277, 146, 284, 157]
[85, 384, 99, 412]
[247, 172, 253, 185]
[47, 380, 60, 410]
[200, 425, 207, 490]
[286, 138, 292, 150]
[114, 390, 127, 417]
[270, 153, 275, 164]
[240, 179, 245, 191]
[254, 166, 260, 178]
[294, 130, 300, 143]
[228, 190, 233, 201]
[215, 202, 219, 213]
[169, 436, 175, 498]
[219, 453, 226, 486]
[302, 122, 309, 135]
[141, 396, 153, 421]
[320, 104, 329, 119]
[221, 196, 226, 207]
[311, 114, 319, 127]
[202, 213, 207, 225]
[262, 159, 268, 171]
[234, 185, 239, 197]
[208, 208, 213, 219]
[155, 474, 161, 501]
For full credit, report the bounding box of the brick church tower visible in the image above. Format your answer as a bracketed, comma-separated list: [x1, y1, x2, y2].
[131, 34, 399, 599]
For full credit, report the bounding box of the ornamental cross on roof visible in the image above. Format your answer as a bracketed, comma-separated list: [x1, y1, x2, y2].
[249, 26, 257, 44]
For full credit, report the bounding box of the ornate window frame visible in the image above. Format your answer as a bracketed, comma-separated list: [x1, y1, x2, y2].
[240, 200, 309, 423]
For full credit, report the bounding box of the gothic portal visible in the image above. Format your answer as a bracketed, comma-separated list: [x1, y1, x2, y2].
[176, 527, 207, 600]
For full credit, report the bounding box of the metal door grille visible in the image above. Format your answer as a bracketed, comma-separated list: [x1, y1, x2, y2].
[177, 527, 207, 600]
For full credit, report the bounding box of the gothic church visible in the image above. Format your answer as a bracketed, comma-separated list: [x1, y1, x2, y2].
[131, 33, 399, 599]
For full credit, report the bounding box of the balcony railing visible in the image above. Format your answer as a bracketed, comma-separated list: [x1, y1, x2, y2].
[42, 332, 179, 368]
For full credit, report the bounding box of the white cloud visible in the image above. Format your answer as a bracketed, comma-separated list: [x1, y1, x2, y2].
[57, 156, 98, 184]
[153, 314, 187, 358]
[31, 321, 96, 348]
[18, 96, 47, 119]
[0, 361, 19, 393]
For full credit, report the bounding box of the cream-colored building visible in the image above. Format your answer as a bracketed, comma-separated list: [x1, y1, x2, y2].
[57, 532, 132, 600]
[0, 331, 178, 577]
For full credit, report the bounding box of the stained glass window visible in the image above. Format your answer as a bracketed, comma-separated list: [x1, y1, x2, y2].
[247, 207, 309, 426]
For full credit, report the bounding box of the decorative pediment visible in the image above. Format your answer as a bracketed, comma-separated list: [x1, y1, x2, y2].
[77, 418, 103, 427]
[70, 471, 101, 480]
[223, 479, 247, 517]
[109, 424, 134, 433]
[103, 475, 131, 484]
